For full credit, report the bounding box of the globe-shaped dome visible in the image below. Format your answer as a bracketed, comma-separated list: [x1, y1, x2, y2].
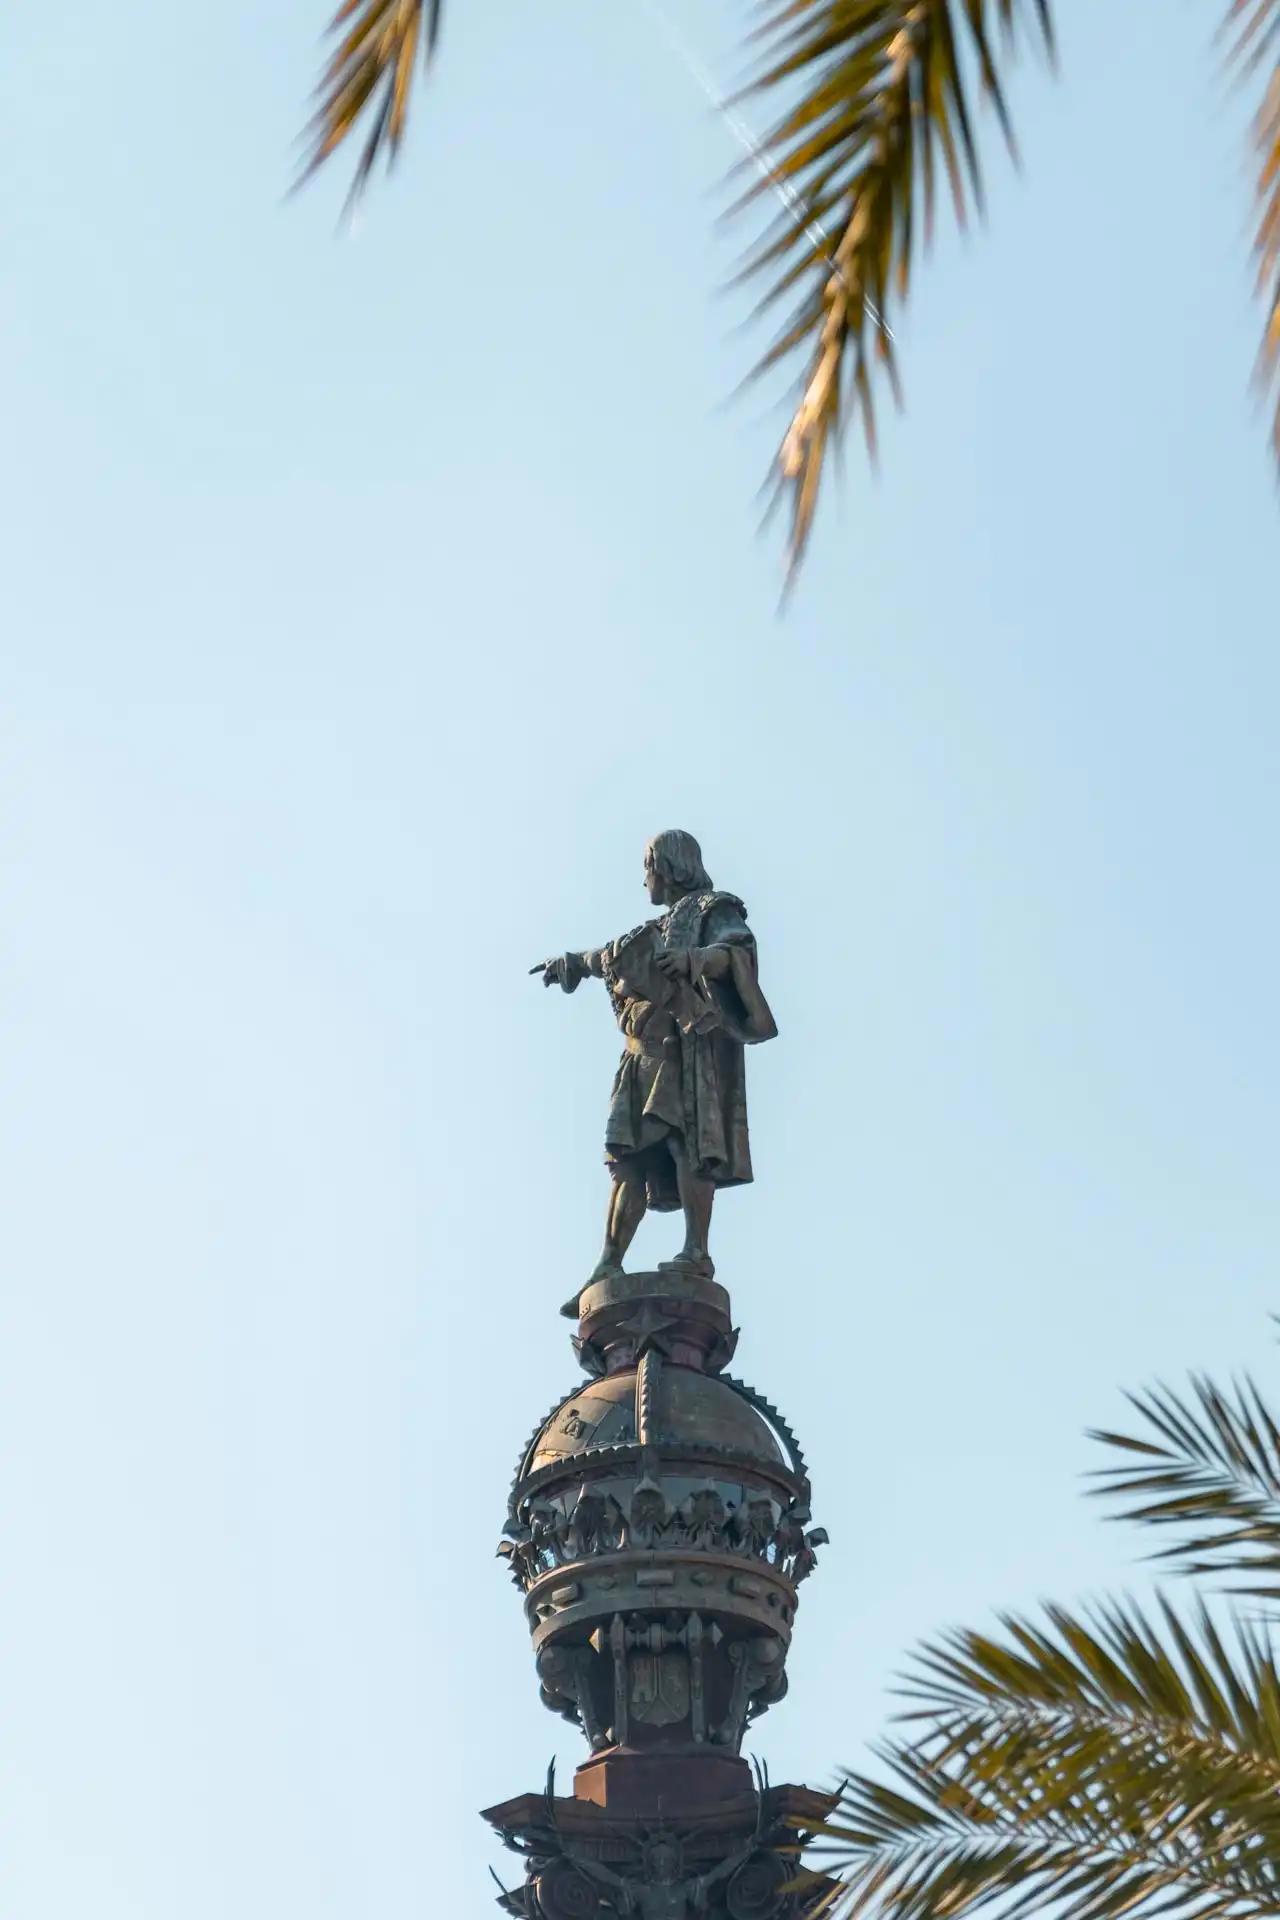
[526, 1366, 787, 1477]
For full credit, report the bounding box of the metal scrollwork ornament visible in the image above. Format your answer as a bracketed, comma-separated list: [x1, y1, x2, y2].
[725, 1854, 789, 1919]
[533, 1862, 606, 1920]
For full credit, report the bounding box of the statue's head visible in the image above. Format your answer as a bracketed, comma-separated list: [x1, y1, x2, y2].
[646, 1838, 682, 1885]
[644, 830, 712, 905]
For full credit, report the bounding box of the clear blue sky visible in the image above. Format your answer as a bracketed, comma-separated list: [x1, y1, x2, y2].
[4, 2, 1277, 1914]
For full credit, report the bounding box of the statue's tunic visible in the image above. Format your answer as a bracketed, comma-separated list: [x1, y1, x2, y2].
[599, 891, 776, 1210]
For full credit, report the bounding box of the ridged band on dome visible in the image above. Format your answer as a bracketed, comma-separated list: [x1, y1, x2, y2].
[721, 1377, 808, 1484]
[635, 1348, 662, 1445]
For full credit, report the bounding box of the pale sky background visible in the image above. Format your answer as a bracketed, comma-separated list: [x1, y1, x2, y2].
[3, 2, 1278, 1915]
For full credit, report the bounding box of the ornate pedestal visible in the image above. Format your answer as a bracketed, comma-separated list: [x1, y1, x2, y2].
[485, 1271, 831, 1916]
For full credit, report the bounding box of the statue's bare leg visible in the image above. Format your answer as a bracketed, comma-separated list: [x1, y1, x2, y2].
[597, 1161, 648, 1277]
[561, 1160, 649, 1316]
[660, 1137, 715, 1278]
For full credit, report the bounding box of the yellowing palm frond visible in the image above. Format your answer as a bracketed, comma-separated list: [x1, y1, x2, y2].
[1225, 3, 1280, 460]
[299, 0, 442, 203]
[740, 0, 1054, 574]
[1091, 1372, 1280, 1597]
[817, 1597, 1280, 1918]
[291, 1, 1280, 573]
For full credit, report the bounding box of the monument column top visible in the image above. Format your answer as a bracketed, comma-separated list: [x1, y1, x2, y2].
[486, 835, 828, 1916]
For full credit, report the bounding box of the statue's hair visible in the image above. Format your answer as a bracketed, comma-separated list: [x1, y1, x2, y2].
[646, 829, 712, 894]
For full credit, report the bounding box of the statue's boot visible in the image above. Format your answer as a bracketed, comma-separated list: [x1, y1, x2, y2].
[560, 1256, 623, 1319]
[657, 1249, 715, 1280]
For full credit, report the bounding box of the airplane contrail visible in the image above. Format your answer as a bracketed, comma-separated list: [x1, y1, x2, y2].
[638, 0, 894, 339]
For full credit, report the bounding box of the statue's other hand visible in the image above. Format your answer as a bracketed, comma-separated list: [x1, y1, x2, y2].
[655, 950, 691, 981]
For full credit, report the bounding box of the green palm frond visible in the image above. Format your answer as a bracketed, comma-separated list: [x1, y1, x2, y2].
[815, 1597, 1280, 1918]
[739, 0, 1054, 573]
[299, 0, 442, 203]
[1225, 3, 1280, 461]
[1091, 1373, 1280, 1597]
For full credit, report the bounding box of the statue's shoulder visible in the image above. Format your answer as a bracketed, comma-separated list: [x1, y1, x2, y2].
[698, 890, 749, 925]
[603, 918, 660, 978]
[610, 916, 662, 953]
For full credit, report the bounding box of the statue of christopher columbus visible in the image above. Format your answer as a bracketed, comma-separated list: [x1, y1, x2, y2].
[532, 830, 777, 1314]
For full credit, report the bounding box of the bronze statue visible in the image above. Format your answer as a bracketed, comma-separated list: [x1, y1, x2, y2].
[532, 831, 776, 1307]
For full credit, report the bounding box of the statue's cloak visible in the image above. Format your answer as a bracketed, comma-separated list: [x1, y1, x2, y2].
[600, 892, 776, 1208]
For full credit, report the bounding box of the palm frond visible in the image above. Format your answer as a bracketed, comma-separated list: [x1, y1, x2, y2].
[815, 1597, 1280, 1918]
[298, 0, 442, 204]
[1230, 7, 1280, 464]
[740, 0, 1054, 577]
[1090, 1374, 1280, 1597]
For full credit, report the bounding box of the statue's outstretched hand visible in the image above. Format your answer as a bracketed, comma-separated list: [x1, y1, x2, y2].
[530, 955, 583, 992]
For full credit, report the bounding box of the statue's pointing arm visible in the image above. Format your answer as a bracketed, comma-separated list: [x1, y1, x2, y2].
[530, 948, 606, 993]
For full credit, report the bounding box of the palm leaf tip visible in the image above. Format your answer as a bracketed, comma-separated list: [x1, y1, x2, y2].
[1090, 1373, 1280, 1593]
[1222, 8, 1280, 461]
[1251, 63, 1280, 461]
[740, 0, 1054, 578]
[298, 0, 442, 202]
